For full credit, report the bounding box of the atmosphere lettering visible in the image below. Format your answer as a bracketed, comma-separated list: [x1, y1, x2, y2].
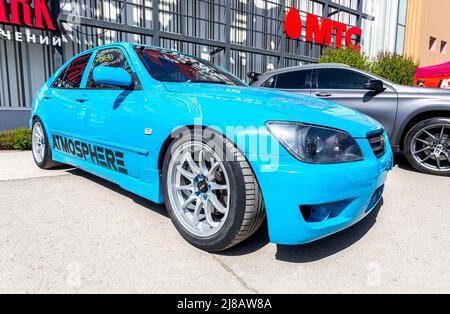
[52, 134, 128, 175]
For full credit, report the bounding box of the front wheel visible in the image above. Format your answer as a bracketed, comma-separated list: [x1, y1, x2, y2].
[162, 129, 265, 252]
[404, 118, 450, 176]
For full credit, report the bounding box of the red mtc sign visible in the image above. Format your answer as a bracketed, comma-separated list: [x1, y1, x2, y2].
[0, 0, 56, 31]
[284, 8, 362, 52]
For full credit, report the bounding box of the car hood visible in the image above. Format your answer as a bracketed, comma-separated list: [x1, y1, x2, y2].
[163, 83, 383, 138]
[395, 84, 450, 98]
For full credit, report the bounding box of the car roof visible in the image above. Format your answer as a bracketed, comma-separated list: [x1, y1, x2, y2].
[261, 63, 351, 76]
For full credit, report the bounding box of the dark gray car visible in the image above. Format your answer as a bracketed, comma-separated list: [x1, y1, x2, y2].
[251, 64, 450, 176]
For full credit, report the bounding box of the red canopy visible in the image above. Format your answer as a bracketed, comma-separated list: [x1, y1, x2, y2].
[416, 62, 450, 78]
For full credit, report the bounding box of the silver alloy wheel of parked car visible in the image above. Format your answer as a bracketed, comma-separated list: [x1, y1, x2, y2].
[166, 141, 231, 238]
[32, 121, 46, 164]
[411, 123, 450, 173]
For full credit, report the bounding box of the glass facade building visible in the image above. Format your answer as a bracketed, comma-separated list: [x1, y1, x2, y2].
[0, 0, 405, 130]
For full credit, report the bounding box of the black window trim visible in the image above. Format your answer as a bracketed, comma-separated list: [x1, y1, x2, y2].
[51, 51, 94, 90]
[85, 46, 142, 91]
[274, 69, 312, 90]
[312, 68, 371, 90]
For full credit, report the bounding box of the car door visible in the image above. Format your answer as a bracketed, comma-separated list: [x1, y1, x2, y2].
[311, 68, 398, 137]
[270, 70, 312, 96]
[42, 52, 92, 136]
[74, 47, 150, 179]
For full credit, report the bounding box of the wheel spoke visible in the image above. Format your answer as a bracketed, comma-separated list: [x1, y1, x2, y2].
[184, 152, 201, 175]
[210, 182, 229, 191]
[192, 201, 203, 226]
[423, 129, 438, 140]
[415, 138, 433, 146]
[209, 193, 227, 214]
[421, 153, 434, 164]
[198, 150, 209, 175]
[436, 156, 442, 170]
[413, 146, 432, 155]
[175, 183, 194, 191]
[181, 194, 196, 210]
[207, 162, 220, 180]
[177, 166, 196, 181]
[204, 200, 216, 227]
[36, 125, 43, 138]
[439, 125, 446, 139]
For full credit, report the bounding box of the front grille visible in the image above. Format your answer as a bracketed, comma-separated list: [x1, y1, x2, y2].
[367, 131, 387, 158]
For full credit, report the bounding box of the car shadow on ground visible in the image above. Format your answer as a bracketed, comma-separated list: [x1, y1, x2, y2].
[220, 200, 383, 263]
[68, 169, 169, 218]
[69, 167, 384, 262]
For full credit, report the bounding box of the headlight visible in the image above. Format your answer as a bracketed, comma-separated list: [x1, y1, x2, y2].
[266, 121, 364, 164]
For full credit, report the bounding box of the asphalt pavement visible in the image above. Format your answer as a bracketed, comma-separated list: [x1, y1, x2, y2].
[0, 151, 449, 293]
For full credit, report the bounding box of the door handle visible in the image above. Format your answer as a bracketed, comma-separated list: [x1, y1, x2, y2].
[75, 96, 89, 103]
[315, 92, 332, 97]
[43, 96, 52, 101]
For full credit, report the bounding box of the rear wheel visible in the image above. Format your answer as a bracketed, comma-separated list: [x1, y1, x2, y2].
[405, 118, 450, 176]
[32, 118, 60, 169]
[162, 129, 265, 252]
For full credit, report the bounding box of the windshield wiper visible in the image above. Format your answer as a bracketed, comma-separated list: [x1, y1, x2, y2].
[186, 80, 231, 85]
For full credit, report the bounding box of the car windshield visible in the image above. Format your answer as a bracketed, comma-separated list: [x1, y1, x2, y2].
[135, 47, 246, 86]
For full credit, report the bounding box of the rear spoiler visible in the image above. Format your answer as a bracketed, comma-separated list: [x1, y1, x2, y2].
[247, 72, 261, 85]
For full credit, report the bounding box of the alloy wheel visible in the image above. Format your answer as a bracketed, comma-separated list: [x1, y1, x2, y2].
[32, 122, 46, 164]
[411, 123, 450, 172]
[166, 142, 231, 238]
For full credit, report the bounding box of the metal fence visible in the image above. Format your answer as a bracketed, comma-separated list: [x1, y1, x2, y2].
[0, 0, 371, 115]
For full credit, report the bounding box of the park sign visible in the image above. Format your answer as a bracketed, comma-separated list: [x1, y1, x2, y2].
[284, 8, 363, 52]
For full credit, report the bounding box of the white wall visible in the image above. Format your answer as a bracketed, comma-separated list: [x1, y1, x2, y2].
[362, 0, 400, 59]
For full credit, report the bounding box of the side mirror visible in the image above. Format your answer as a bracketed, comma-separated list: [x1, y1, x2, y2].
[365, 79, 385, 92]
[93, 66, 133, 89]
[247, 72, 261, 84]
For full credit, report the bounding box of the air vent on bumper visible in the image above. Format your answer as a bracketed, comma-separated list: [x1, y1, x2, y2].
[367, 131, 387, 159]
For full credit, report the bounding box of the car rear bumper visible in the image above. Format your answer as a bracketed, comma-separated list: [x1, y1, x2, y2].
[250, 138, 394, 245]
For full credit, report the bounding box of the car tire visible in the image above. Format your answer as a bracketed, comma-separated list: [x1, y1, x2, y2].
[31, 117, 60, 170]
[162, 129, 266, 252]
[404, 117, 450, 177]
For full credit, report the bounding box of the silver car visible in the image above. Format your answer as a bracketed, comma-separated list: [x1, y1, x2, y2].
[251, 64, 450, 176]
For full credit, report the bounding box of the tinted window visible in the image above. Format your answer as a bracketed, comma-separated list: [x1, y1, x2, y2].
[316, 69, 369, 89]
[135, 47, 245, 86]
[86, 48, 133, 89]
[275, 71, 310, 89]
[53, 53, 92, 89]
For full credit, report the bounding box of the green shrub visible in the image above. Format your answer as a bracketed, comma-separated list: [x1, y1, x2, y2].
[370, 52, 419, 86]
[319, 48, 419, 86]
[319, 47, 371, 71]
[0, 128, 32, 151]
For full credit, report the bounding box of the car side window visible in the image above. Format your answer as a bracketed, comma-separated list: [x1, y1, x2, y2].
[316, 69, 370, 90]
[261, 76, 276, 88]
[52, 53, 92, 89]
[86, 48, 133, 89]
[275, 70, 311, 89]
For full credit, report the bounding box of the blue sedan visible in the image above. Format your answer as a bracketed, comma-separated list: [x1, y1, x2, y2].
[31, 43, 393, 252]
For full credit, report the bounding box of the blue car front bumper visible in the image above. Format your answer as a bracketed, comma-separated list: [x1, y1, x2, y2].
[251, 138, 394, 245]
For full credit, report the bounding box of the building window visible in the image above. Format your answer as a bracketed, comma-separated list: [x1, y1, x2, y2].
[441, 41, 447, 55]
[429, 37, 437, 52]
[395, 0, 408, 55]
